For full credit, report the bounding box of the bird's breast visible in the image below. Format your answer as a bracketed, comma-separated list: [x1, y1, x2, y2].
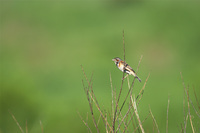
[118, 63, 124, 72]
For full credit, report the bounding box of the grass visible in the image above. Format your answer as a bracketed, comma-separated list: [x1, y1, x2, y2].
[79, 32, 200, 133]
[9, 111, 44, 133]
[9, 32, 200, 133]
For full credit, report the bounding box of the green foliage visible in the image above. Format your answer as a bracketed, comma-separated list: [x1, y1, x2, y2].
[1, 1, 200, 132]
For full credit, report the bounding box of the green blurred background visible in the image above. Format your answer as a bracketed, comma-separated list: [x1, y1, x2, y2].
[1, 1, 200, 133]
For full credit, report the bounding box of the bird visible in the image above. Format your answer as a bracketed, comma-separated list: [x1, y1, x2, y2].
[112, 57, 141, 82]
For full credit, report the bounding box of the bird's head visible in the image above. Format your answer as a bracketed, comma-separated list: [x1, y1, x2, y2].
[112, 57, 122, 64]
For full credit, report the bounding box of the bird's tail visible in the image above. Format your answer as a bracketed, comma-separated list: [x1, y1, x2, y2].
[135, 76, 141, 82]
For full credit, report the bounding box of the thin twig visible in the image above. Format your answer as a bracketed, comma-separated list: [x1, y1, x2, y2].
[113, 30, 126, 132]
[40, 120, 44, 133]
[193, 86, 200, 110]
[180, 72, 195, 133]
[137, 72, 150, 107]
[132, 95, 145, 133]
[26, 120, 28, 133]
[126, 73, 150, 129]
[105, 112, 108, 133]
[77, 112, 92, 133]
[83, 78, 99, 133]
[166, 95, 170, 133]
[116, 102, 133, 132]
[149, 105, 160, 133]
[189, 97, 200, 118]
[119, 55, 143, 113]
[9, 111, 24, 133]
[134, 112, 150, 132]
[86, 112, 89, 133]
[184, 114, 189, 132]
[186, 85, 195, 133]
[180, 72, 187, 133]
[97, 113, 101, 126]
[110, 73, 114, 122]
[81, 65, 112, 131]
[81, 67, 100, 133]
[116, 55, 143, 130]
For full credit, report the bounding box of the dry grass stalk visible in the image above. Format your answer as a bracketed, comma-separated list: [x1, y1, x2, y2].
[110, 73, 114, 121]
[119, 55, 143, 114]
[180, 72, 195, 133]
[134, 112, 150, 132]
[9, 111, 24, 133]
[166, 95, 170, 133]
[184, 114, 189, 132]
[26, 120, 28, 133]
[40, 120, 44, 133]
[189, 98, 200, 118]
[81, 31, 150, 133]
[77, 111, 92, 133]
[149, 105, 160, 133]
[123, 72, 150, 132]
[180, 72, 187, 133]
[136, 72, 150, 107]
[113, 30, 126, 132]
[193, 86, 200, 110]
[86, 112, 90, 133]
[83, 78, 99, 133]
[81, 65, 112, 131]
[186, 85, 195, 133]
[132, 95, 145, 133]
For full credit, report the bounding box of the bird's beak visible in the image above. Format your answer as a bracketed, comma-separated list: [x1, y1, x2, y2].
[112, 59, 115, 61]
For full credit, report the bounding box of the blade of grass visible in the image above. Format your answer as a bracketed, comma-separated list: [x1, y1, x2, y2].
[134, 112, 150, 132]
[149, 105, 160, 133]
[40, 120, 44, 133]
[77, 112, 92, 133]
[81, 65, 112, 131]
[119, 55, 143, 113]
[26, 120, 28, 133]
[125, 73, 150, 130]
[132, 95, 145, 133]
[113, 30, 126, 132]
[166, 95, 170, 133]
[180, 72, 195, 133]
[180, 72, 187, 133]
[184, 114, 189, 132]
[186, 85, 195, 133]
[110, 72, 114, 122]
[82, 75, 99, 133]
[192, 86, 200, 110]
[9, 111, 24, 133]
[189, 98, 200, 118]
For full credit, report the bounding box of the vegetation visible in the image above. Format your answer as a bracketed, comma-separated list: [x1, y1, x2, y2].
[1, 1, 200, 133]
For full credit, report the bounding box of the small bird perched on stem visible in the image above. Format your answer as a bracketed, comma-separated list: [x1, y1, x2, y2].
[112, 57, 141, 82]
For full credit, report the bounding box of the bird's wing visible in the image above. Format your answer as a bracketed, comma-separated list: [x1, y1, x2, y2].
[125, 64, 135, 73]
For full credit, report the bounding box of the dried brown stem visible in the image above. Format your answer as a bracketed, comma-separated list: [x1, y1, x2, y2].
[40, 120, 44, 133]
[26, 120, 28, 133]
[166, 95, 170, 133]
[180, 72, 195, 133]
[81, 65, 112, 131]
[180, 72, 187, 133]
[9, 111, 24, 133]
[119, 55, 143, 116]
[134, 112, 150, 132]
[149, 105, 160, 133]
[186, 85, 195, 133]
[78, 112, 92, 133]
[193, 86, 200, 110]
[113, 30, 126, 132]
[132, 95, 145, 133]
